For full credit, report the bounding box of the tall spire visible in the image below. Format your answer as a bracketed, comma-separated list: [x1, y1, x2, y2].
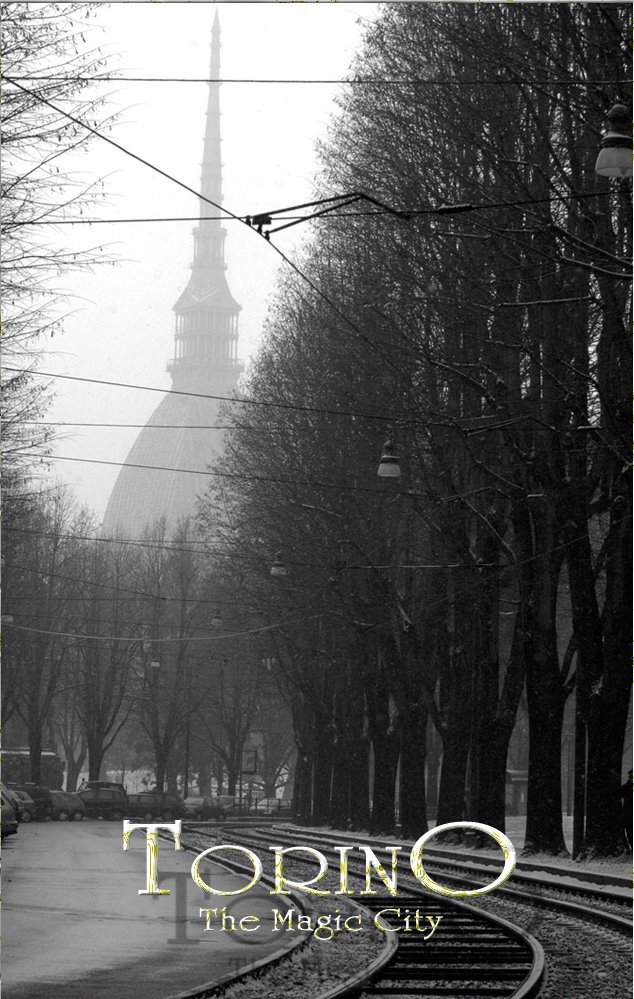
[200, 10, 222, 214]
[101, 12, 240, 537]
[168, 10, 242, 396]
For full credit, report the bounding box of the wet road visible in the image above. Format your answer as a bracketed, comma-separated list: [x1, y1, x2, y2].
[3, 821, 288, 998]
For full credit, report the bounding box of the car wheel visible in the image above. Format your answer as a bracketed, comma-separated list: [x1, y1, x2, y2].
[143, 811, 154, 822]
[194, 811, 203, 820]
[73, 811, 84, 821]
[110, 809, 123, 821]
[162, 809, 173, 820]
[58, 810, 69, 821]
[21, 811, 32, 823]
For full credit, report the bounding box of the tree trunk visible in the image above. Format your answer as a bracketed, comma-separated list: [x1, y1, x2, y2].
[329, 751, 350, 829]
[519, 498, 568, 855]
[87, 739, 106, 782]
[65, 753, 85, 792]
[166, 762, 178, 793]
[293, 750, 311, 824]
[28, 722, 43, 785]
[197, 762, 211, 798]
[311, 724, 333, 823]
[436, 726, 469, 826]
[155, 749, 167, 792]
[426, 725, 442, 818]
[525, 649, 567, 853]
[349, 739, 370, 831]
[369, 731, 399, 835]
[584, 496, 632, 855]
[400, 709, 428, 839]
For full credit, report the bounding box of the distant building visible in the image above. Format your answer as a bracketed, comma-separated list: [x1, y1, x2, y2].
[102, 12, 242, 537]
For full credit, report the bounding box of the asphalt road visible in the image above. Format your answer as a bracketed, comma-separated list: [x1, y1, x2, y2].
[3, 820, 289, 998]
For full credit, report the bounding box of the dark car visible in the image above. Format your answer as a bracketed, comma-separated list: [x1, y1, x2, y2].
[50, 790, 87, 821]
[12, 790, 37, 822]
[253, 797, 292, 816]
[7, 783, 54, 821]
[78, 780, 127, 796]
[77, 786, 127, 820]
[126, 791, 186, 822]
[183, 796, 226, 821]
[10, 788, 37, 822]
[3, 787, 25, 822]
[1, 790, 19, 837]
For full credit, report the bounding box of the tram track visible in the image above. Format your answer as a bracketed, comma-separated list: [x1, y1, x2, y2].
[220, 823, 631, 927]
[177, 819, 631, 997]
[175, 823, 546, 999]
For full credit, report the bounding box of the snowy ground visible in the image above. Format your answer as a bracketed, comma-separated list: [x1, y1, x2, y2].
[280, 815, 631, 882]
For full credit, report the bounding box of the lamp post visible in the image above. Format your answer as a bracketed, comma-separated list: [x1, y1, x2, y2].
[570, 101, 632, 858]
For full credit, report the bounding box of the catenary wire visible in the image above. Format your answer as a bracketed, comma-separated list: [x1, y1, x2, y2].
[4, 76, 620, 376]
[12, 190, 613, 226]
[7, 75, 629, 85]
[2, 367, 422, 424]
[5, 517, 628, 645]
[3, 562, 267, 606]
[3, 525, 499, 568]
[4, 613, 325, 645]
[7, 451, 434, 498]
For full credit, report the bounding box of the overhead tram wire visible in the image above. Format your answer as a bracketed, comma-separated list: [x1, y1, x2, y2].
[22, 421, 277, 430]
[15, 191, 613, 226]
[7, 75, 629, 85]
[4, 613, 326, 645]
[4, 561, 275, 606]
[6, 76, 613, 377]
[0, 76, 399, 372]
[2, 367, 422, 425]
[8, 451, 435, 499]
[6, 515, 629, 645]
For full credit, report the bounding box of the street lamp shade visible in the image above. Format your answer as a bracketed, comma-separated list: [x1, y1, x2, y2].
[595, 103, 633, 178]
[377, 439, 401, 478]
[270, 554, 287, 577]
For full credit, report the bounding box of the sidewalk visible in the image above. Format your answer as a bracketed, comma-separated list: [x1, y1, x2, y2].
[3, 822, 287, 999]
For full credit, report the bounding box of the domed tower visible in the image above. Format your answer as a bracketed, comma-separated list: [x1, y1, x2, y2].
[102, 12, 242, 537]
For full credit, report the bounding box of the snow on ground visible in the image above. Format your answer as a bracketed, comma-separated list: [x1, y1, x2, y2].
[283, 815, 631, 883]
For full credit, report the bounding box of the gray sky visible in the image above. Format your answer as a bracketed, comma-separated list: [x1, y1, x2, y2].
[42, 1, 380, 518]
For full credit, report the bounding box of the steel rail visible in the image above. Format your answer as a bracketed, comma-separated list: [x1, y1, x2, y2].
[250, 824, 633, 931]
[235, 823, 631, 913]
[157, 831, 312, 999]
[181, 825, 546, 999]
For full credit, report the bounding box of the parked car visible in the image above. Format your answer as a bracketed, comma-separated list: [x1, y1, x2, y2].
[3, 787, 25, 822]
[76, 786, 128, 820]
[1, 790, 19, 837]
[253, 797, 292, 816]
[12, 790, 37, 822]
[78, 780, 127, 796]
[50, 790, 87, 821]
[183, 796, 226, 821]
[7, 783, 54, 821]
[125, 791, 186, 821]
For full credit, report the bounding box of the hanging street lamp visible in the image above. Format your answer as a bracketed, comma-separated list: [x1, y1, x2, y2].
[377, 438, 401, 478]
[270, 553, 288, 577]
[595, 103, 633, 178]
